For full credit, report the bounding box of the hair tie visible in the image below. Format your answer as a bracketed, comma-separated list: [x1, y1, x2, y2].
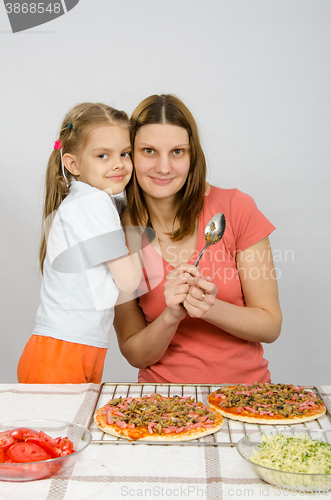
[67, 122, 73, 129]
[53, 140, 69, 187]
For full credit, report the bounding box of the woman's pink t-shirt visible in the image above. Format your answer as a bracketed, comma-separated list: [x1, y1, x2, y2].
[138, 186, 276, 384]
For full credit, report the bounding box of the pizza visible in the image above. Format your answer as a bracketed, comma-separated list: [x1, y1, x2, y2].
[94, 393, 223, 441]
[207, 383, 326, 424]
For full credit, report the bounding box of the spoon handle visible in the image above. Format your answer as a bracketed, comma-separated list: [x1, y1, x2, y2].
[194, 243, 211, 267]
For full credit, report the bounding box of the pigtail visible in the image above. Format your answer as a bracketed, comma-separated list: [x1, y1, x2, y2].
[39, 148, 70, 273]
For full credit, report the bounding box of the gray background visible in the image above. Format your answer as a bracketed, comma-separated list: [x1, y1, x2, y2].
[1, 0, 330, 385]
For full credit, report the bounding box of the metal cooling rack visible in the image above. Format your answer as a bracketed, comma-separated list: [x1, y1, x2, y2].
[88, 383, 331, 447]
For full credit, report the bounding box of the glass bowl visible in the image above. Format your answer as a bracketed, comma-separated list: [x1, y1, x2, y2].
[0, 419, 91, 482]
[237, 428, 331, 492]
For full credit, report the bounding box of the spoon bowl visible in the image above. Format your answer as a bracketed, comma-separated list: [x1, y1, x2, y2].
[194, 213, 226, 266]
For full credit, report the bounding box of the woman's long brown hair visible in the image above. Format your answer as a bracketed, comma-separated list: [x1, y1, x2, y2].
[127, 94, 207, 241]
[39, 102, 129, 273]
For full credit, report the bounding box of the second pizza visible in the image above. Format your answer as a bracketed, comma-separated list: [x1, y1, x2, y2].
[208, 383, 326, 424]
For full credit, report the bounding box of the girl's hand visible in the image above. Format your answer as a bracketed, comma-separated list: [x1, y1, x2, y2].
[184, 275, 218, 318]
[164, 264, 200, 321]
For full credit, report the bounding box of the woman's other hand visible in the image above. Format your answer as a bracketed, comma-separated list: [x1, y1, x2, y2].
[164, 263, 200, 321]
[184, 275, 218, 318]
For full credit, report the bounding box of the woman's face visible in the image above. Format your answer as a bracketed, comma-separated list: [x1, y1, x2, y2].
[133, 123, 190, 201]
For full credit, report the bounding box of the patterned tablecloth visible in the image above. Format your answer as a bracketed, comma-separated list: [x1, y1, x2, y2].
[0, 383, 330, 500]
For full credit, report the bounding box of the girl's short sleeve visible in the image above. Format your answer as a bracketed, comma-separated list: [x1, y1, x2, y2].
[230, 189, 276, 252]
[49, 193, 128, 273]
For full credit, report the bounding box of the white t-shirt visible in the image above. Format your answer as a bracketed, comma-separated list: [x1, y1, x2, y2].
[34, 180, 128, 348]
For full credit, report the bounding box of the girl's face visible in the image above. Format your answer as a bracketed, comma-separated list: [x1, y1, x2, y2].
[69, 124, 132, 195]
[134, 123, 190, 202]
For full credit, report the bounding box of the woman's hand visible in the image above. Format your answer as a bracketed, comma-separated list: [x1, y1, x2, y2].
[164, 263, 201, 322]
[184, 275, 218, 318]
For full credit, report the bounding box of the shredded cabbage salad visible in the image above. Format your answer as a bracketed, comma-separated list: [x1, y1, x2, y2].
[250, 433, 331, 474]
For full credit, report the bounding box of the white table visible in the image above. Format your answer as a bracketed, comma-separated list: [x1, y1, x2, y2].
[0, 383, 330, 500]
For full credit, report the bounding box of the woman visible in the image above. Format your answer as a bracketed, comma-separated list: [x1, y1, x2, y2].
[114, 94, 282, 384]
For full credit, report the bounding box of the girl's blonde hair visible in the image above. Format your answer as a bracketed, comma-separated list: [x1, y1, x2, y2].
[127, 94, 207, 241]
[39, 102, 129, 273]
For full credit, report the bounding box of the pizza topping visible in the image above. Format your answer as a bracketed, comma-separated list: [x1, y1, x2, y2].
[212, 383, 324, 418]
[102, 394, 217, 435]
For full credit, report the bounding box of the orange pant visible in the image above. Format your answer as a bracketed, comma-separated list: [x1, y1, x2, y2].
[17, 335, 107, 384]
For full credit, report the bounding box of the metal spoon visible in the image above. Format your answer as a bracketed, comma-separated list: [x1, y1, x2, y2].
[194, 213, 226, 266]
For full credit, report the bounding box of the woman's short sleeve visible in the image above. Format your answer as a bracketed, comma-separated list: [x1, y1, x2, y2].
[230, 189, 276, 252]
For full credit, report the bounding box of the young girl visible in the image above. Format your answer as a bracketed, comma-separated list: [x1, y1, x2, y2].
[17, 102, 142, 384]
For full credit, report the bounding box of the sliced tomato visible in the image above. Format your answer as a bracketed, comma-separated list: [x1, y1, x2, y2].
[11, 427, 38, 440]
[0, 449, 6, 463]
[38, 431, 61, 449]
[7, 442, 51, 463]
[24, 462, 55, 480]
[0, 464, 28, 480]
[0, 430, 12, 438]
[25, 438, 61, 459]
[55, 437, 74, 455]
[0, 434, 15, 452]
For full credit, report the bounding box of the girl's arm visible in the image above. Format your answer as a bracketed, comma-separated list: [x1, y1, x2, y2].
[107, 253, 142, 294]
[183, 236, 282, 343]
[114, 264, 199, 369]
[107, 218, 145, 294]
